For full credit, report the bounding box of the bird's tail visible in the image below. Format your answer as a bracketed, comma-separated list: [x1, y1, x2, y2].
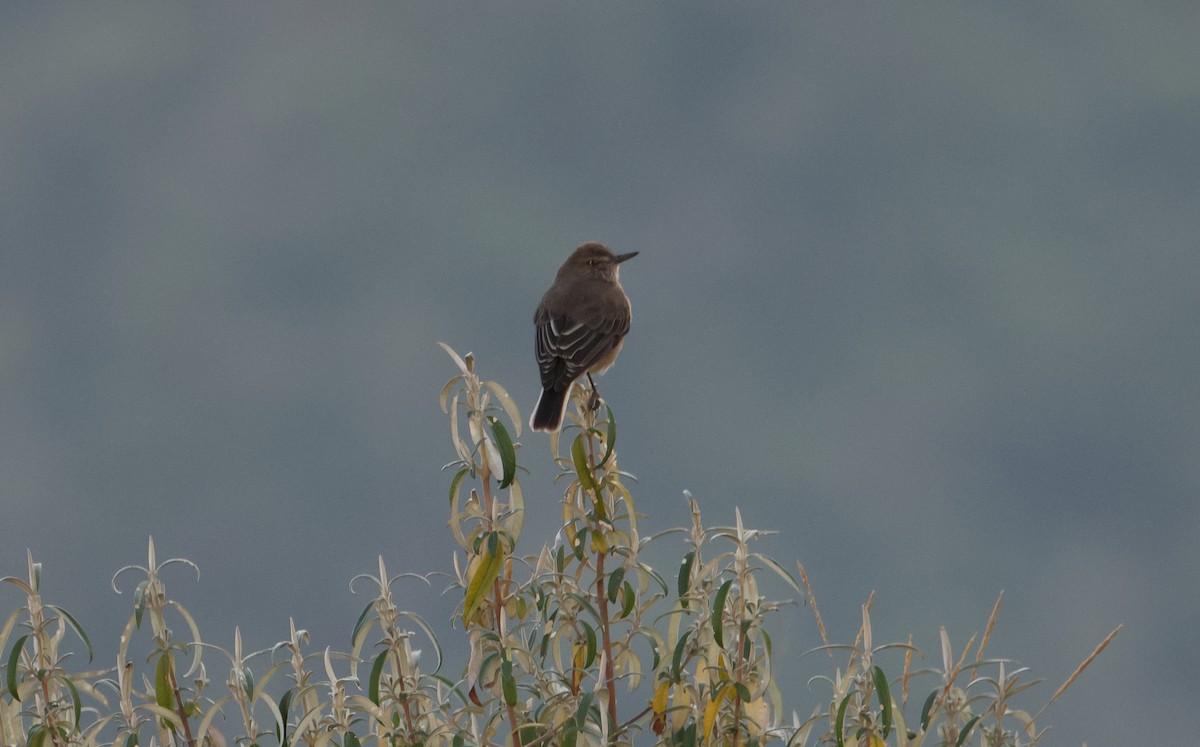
[530, 387, 570, 432]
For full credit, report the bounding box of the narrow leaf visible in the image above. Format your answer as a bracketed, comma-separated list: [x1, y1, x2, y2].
[919, 690, 938, 731]
[606, 566, 626, 603]
[6, 634, 27, 701]
[47, 605, 94, 663]
[437, 342, 469, 376]
[487, 417, 517, 489]
[620, 580, 636, 619]
[955, 716, 980, 747]
[278, 689, 293, 747]
[350, 602, 375, 649]
[134, 580, 148, 629]
[872, 666, 893, 738]
[501, 657, 517, 707]
[670, 631, 690, 681]
[599, 404, 617, 467]
[575, 691, 595, 726]
[835, 692, 852, 747]
[582, 622, 597, 669]
[482, 380, 522, 437]
[463, 538, 503, 623]
[368, 650, 388, 707]
[677, 551, 695, 608]
[448, 467, 469, 506]
[733, 681, 752, 702]
[155, 652, 174, 710]
[571, 434, 598, 494]
[711, 579, 733, 648]
[62, 675, 82, 727]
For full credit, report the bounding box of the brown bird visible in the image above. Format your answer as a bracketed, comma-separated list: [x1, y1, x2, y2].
[530, 242, 637, 432]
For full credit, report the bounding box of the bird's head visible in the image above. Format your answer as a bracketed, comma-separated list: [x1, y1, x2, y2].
[560, 242, 639, 281]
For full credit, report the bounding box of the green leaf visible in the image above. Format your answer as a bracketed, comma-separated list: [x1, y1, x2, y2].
[518, 724, 540, 745]
[448, 467, 469, 506]
[242, 668, 255, 700]
[154, 652, 174, 710]
[834, 692, 852, 747]
[711, 579, 733, 648]
[575, 691, 594, 726]
[62, 675, 82, 727]
[350, 602, 374, 648]
[344, 730, 361, 747]
[123, 731, 139, 747]
[670, 630, 690, 681]
[582, 622, 597, 669]
[571, 434, 599, 494]
[620, 580, 636, 619]
[733, 681, 752, 702]
[606, 566, 626, 603]
[134, 580, 148, 629]
[27, 725, 47, 747]
[368, 650, 389, 707]
[920, 690, 938, 731]
[599, 404, 617, 467]
[501, 657, 517, 707]
[277, 689, 293, 747]
[872, 666, 893, 738]
[955, 716, 980, 747]
[677, 551, 695, 608]
[487, 417, 517, 489]
[562, 720, 578, 747]
[6, 634, 27, 700]
[47, 605, 94, 663]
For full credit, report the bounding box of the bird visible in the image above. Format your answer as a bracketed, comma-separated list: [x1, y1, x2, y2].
[530, 242, 637, 432]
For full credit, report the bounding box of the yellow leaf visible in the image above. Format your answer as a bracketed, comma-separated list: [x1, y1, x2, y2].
[743, 697, 769, 738]
[652, 681, 670, 716]
[702, 685, 730, 739]
[571, 640, 587, 693]
[671, 685, 693, 733]
[463, 541, 502, 624]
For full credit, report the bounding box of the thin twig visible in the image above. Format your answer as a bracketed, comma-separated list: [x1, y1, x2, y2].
[797, 563, 833, 662]
[1033, 625, 1123, 722]
[976, 592, 1004, 663]
[168, 656, 197, 747]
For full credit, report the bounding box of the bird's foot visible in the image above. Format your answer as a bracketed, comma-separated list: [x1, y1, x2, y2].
[586, 373, 602, 412]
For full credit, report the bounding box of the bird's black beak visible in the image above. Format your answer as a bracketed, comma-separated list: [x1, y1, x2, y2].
[613, 251, 639, 264]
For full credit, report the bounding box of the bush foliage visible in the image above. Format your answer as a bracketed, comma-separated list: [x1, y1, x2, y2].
[0, 346, 1118, 747]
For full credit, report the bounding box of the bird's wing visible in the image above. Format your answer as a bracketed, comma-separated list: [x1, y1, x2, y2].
[535, 311, 626, 391]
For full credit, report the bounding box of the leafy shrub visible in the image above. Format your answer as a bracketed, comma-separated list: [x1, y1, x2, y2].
[0, 345, 1119, 747]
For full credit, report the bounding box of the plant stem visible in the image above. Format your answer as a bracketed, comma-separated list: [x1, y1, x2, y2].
[168, 657, 197, 747]
[480, 458, 523, 747]
[595, 549, 618, 740]
[584, 427, 619, 742]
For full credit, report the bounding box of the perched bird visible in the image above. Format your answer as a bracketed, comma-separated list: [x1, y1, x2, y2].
[530, 242, 637, 432]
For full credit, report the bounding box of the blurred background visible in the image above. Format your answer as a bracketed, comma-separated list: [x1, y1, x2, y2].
[2, 4, 1196, 743]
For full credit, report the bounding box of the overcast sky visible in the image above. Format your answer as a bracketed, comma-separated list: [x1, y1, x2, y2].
[2, 4, 1197, 744]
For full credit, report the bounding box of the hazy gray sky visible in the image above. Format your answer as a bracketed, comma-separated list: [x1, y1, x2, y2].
[2, 4, 1197, 743]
